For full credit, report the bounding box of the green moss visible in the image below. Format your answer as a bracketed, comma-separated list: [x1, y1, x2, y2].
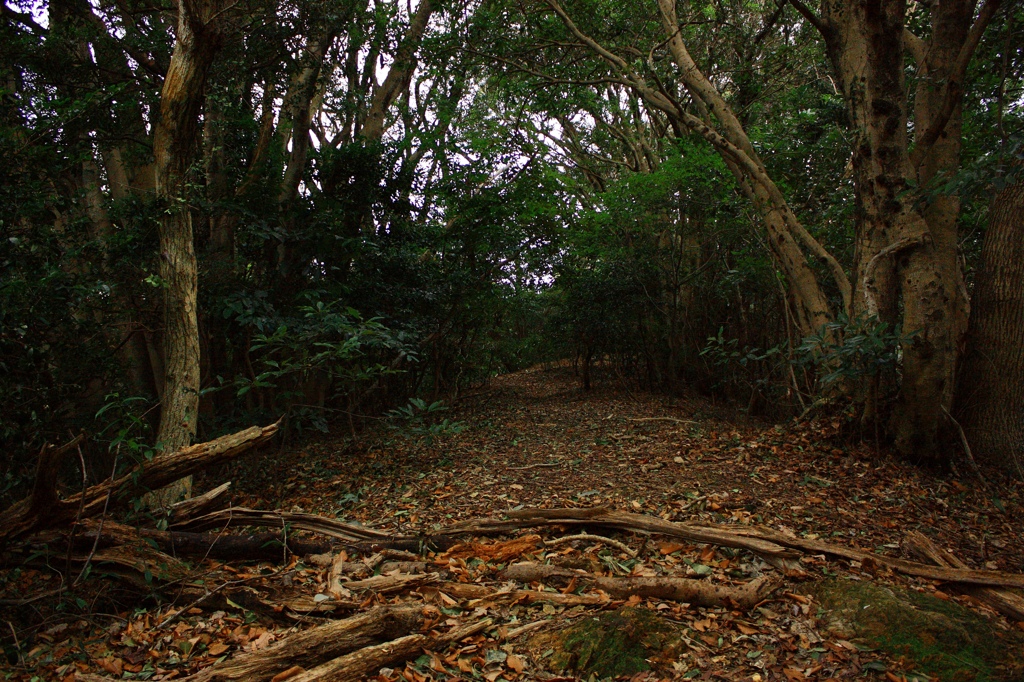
[810, 579, 1024, 682]
[539, 607, 683, 679]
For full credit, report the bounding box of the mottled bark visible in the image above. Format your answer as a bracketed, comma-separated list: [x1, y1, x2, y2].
[956, 173, 1024, 474]
[807, 0, 999, 459]
[149, 0, 225, 506]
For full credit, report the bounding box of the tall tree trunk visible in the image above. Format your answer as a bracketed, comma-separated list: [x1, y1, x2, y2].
[956, 172, 1024, 474]
[149, 0, 224, 506]
[889, 0, 982, 460]
[807, 0, 999, 460]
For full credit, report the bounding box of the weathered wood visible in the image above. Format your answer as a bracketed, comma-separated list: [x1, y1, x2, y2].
[502, 562, 779, 610]
[0, 422, 279, 546]
[285, 634, 428, 682]
[437, 581, 606, 606]
[0, 435, 84, 543]
[54, 518, 333, 563]
[343, 572, 442, 595]
[178, 507, 402, 542]
[730, 524, 1024, 590]
[168, 482, 232, 525]
[441, 507, 796, 560]
[903, 531, 1024, 622]
[442, 507, 1024, 590]
[287, 619, 491, 682]
[180, 604, 426, 681]
[328, 553, 349, 599]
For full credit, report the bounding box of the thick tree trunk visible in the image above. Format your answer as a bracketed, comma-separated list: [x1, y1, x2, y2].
[812, 0, 997, 460]
[956, 172, 1024, 474]
[890, 0, 975, 460]
[150, 0, 225, 506]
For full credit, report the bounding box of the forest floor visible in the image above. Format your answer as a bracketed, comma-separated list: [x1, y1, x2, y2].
[4, 365, 1024, 681]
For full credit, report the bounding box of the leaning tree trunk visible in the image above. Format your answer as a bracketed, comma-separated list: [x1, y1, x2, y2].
[149, 0, 225, 507]
[955, 172, 1024, 474]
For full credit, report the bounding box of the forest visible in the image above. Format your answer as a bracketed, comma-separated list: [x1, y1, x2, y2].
[2, 0, 1024, 680]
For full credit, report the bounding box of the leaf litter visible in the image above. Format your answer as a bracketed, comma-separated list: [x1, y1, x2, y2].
[3, 366, 1024, 681]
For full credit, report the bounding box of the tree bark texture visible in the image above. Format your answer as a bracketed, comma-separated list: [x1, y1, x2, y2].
[180, 604, 426, 682]
[0, 422, 278, 546]
[813, 0, 997, 460]
[150, 0, 225, 505]
[956, 172, 1024, 473]
[501, 562, 780, 610]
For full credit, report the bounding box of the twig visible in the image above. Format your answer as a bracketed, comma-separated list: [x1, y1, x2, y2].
[544, 533, 638, 557]
[63, 440, 90, 596]
[501, 619, 550, 640]
[626, 417, 696, 425]
[508, 462, 561, 470]
[156, 570, 284, 630]
[943, 406, 988, 488]
[6, 621, 24, 666]
[74, 445, 119, 587]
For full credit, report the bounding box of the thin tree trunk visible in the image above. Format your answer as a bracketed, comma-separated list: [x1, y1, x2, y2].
[149, 0, 225, 506]
[956, 172, 1024, 474]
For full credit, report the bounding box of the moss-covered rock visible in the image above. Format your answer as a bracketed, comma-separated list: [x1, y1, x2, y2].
[529, 607, 683, 679]
[809, 579, 1024, 682]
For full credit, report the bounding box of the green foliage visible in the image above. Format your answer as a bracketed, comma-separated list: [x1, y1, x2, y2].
[386, 398, 465, 443]
[795, 314, 911, 391]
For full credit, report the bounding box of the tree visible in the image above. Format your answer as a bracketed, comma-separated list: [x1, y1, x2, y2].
[956, 163, 1024, 474]
[148, 0, 228, 505]
[793, 0, 1002, 460]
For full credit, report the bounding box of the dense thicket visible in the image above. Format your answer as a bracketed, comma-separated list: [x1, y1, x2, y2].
[2, 0, 1022, 498]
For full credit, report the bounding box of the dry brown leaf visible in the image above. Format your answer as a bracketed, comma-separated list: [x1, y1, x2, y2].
[270, 665, 306, 682]
[507, 654, 526, 673]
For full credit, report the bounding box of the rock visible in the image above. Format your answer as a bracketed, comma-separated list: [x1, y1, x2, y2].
[528, 606, 684, 678]
[809, 579, 1024, 681]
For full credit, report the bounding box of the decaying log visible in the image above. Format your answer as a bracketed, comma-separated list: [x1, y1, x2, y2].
[0, 422, 279, 546]
[179, 507, 402, 542]
[0, 435, 84, 544]
[168, 482, 232, 525]
[181, 604, 426, 681]
[379, 560, 429, 574]
[288, 619, 491, 682]
[443, 507, 1024, 591]
[442, 507, 796, 561]
[502, 562, 778, 610]
[435, 581, 606, 606]
[343, 572, 442, 595]
[728, 524, 1024, 590]
[903, 531, 1024, 622]
[51, 519, 333, 563]
[329, 553, 349, 599]
[286, 634, 430, 682]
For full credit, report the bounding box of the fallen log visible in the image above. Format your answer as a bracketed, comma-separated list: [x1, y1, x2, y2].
[728, 524, 1024, 590]
[443, 507, 1024, 591]
[180, 603, 426, 681]
[343, 572, 443, 595]
[0, 422, 280, 546]
[436, 581, 607, 606]
[168, 482, 232, 526]
[903, 531, 1024, 622]
[178, 507, 405, 542]
[287, 619, 491, 682]
[441, 507, 797, 561]
[501, 562, 779, 610]
[46, 519, 334, 563]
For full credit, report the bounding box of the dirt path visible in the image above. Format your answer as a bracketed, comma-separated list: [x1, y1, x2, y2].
[230, 366, 1024, 577]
